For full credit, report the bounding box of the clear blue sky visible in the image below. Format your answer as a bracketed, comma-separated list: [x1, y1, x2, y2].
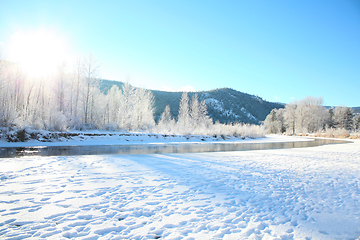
[1, 0, 359, 107]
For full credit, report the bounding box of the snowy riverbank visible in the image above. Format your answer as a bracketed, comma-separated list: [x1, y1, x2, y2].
[0, 132, 310, 148]
[1, 136, 359, 239]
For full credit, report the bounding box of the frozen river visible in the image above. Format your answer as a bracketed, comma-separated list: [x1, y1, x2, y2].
[0, 138, 349, 158]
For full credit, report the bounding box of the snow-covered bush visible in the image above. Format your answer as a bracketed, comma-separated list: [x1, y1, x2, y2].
[332, 128, 350, 138]
[48, 111, 68, 132]
[349, 132, 360, 139]
[315, 128, 350, 138]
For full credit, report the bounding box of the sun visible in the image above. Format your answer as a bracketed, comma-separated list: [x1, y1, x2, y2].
[7, 30, 70, 78]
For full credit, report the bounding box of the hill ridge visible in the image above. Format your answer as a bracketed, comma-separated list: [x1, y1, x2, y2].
[100, 79, 285, 124]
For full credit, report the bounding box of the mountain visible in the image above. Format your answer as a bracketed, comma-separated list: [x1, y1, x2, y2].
[100, 79, 125, 92]
[100, 80, 285, 124]
[353, 107, 360, 114]
[151, 88, 285, 124]
[325, 106, 360, 114]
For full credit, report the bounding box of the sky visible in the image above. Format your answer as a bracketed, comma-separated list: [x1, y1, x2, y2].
[0, 0, 359, 107]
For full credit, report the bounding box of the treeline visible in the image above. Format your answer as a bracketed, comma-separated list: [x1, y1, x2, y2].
[154, 92, 265, 138]
[0, 54, 265, 138]
[0, 55, 155, 131]
[264, 96, 360, 137]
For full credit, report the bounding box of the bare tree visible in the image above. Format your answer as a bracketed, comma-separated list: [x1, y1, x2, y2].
[284, 101, 297, 135]
[105, 85, 122, 128]
[71, 57, 83, 127]
[298, 96, 326, 133]
[82, 54, 100, 127]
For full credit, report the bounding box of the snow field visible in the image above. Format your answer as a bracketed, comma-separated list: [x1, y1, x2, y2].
[0, 139, 359, 239]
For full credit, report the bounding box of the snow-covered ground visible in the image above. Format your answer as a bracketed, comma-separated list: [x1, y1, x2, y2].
[1, 136, 359, 239]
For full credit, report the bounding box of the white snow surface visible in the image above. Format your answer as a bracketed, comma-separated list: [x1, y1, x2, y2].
[1, 136, 360, 239]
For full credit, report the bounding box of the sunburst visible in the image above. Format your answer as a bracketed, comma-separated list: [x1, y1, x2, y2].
[7, 30, 70, 78]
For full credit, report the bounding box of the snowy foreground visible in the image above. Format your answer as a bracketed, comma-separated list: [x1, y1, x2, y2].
[1, 136, 360, 239]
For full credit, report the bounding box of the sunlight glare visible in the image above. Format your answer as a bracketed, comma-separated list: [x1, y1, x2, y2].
[7, 30, 70, 77]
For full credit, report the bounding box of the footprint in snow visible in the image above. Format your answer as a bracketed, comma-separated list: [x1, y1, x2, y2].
[28, 206, 42, 212]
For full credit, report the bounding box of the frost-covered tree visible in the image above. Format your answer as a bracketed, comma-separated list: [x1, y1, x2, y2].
[333, 106, 353, 131]
[264, 109, 278, 134]
[284, 101, 297, 135]
[177, 92, 190, 133]
[276, 108, 286, 133]
[281, 96, 327, 134]
[133, 88, 155, 130]
[199, 99, 212, 128]
[104, 85, 122, 128]
[82, 54, 100, 127]
[157, 105, 175, 134]
[190, 93, 200, 129]
[264, 108, 286, 134]
[121, 82, 135, 130]
[297, 96, 327, 133]
[189, 94, 213, 134]
[0, 62, 25, 127]
[69, 57, 84, 128]
[55, 62, 67, 113]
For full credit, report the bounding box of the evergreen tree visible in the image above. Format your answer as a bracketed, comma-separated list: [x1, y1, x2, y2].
[157, 105, 175, 134]
[354, 114, 360, 132]
[264, 109, 278, 134]
[190, 93, 200, 129]
[177, 92, 190, 133]
[344, 107, 354, 131]
[327, 108, 335, 129]
[199, 99, 212, 128]
[334, 106, 353, 130]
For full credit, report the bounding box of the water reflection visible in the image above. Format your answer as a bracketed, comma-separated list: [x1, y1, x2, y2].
[0, 138, 350, 158]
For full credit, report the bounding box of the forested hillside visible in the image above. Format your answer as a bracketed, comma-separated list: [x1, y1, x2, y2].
[100, 80, 284, 124]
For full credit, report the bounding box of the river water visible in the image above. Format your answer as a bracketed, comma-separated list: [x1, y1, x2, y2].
[0, 138, 349, 158]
